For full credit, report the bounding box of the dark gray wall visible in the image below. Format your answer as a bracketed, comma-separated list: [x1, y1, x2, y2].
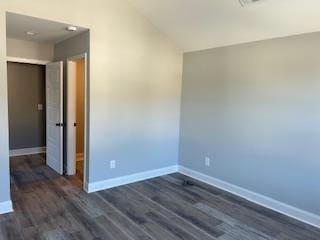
[54, 30, 90, 90]
[54, 31, 90, 63]
[54, 30, 90, 177]
[180, 32, 320, 216]
[7, 62, 46, 150]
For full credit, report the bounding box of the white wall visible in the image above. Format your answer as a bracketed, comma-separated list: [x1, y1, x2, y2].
[0, 11, 10, 204]
[0, 0, 183, 204]
[7, 38, 54, 61]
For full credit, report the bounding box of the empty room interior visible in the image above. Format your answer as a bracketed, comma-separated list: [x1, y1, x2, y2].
[0, 0, 320, 239]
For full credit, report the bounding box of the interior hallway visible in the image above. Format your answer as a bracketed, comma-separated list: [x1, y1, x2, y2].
[1, 154, 319, 240]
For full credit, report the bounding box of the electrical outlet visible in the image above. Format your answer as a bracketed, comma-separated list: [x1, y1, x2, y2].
[110, 160, 116, 169]
[205, 157, 210, 167]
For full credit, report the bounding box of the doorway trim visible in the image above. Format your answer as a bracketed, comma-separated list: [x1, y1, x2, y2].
[66, 53, 88, 191]
[6, 57, 49, 65]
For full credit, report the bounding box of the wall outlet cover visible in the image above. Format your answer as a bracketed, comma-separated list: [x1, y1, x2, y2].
[205, 157, 210, 167]
[110, 160, 116, 169]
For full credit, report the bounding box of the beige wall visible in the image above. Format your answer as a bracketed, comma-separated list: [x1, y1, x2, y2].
[0, 0, 183, 203]
[6, 38, 54, 61]
[76, 59, 85, 154]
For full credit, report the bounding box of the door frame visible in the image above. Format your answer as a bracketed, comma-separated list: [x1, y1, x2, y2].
[6, 57, 50, 65]
[66, 53, 88, 190]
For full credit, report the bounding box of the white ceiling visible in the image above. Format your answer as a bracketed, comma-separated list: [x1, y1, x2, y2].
[127, 0, 320, 52]
[6, 12, 88, 44]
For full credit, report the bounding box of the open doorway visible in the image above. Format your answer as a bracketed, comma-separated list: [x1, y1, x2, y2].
[6, 12, 90, 191]
[66, 54, 87, 186]
[7, 62, 46, 157]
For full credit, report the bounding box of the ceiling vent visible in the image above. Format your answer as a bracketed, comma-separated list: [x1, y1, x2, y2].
[239, 0, 261, 7]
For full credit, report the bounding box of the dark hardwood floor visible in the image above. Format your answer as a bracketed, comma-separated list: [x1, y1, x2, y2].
[76, 160, 84, 182]
[0, 154, 319, 239]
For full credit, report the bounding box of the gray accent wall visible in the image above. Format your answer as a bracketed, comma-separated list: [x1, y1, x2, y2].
[180, 32, 320, 216]
[7, 62, 46, 150]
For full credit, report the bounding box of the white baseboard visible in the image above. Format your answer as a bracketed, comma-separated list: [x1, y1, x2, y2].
[77, 153, 84, 157]
[178, 166, 320, 229]
[84, 181, 89, 193]
[81, 163, 320, 228]
[76, 153, 84, 162]
[0, 201, 13, 214]
[10, 147, 46, 157]
[86, 165, 178, 193]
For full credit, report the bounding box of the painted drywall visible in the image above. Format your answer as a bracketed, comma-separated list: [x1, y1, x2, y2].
[0, 11, 10, 203]
[180, 32, 320, 216]
[0, 0, 182, 204]
[7, 38, 54, 61]
[7, 62, 46, 150]
[76, 59, 85, 154]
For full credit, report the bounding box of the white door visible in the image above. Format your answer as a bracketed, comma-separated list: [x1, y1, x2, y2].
[46, 62, 63, 174]
[67, 61, 77, 175]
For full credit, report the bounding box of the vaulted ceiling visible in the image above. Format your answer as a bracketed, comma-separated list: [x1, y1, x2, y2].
[127, 0, 320, 52]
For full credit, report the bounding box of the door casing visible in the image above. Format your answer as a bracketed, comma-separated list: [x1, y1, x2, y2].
[66, 53, 88, 190]
[6, 54, 89, 191]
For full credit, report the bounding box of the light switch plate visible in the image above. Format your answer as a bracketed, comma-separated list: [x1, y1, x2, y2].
[38, 104, 43, 111]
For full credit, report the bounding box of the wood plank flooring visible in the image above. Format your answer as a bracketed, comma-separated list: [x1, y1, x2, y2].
[75, 160, 84, 182]
[0, 154, 319, 239]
